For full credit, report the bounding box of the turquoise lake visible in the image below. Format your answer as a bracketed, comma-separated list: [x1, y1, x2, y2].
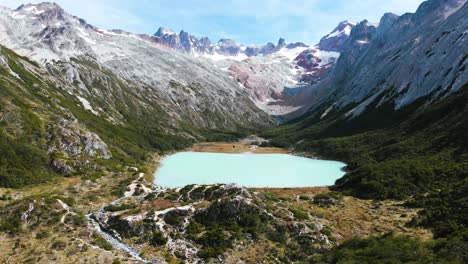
[154, 152, 346, 188]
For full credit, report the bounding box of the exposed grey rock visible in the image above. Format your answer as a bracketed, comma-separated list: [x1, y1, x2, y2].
[292, 0, 468, 120]
[318, 20, 355, 52]
[217, 38, 242, 56]
[47, 118, 111, 159]
[376, 13, 399, 35]
[0, 3, 272, 130]
[93, 184, 333, 263]
[286, 42, 308, 49]
[51, 158, 73, 175]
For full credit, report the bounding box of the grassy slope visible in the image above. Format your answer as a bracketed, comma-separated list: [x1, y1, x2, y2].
[264, 86, 467, 262]
[268, 87, 467, 198]
[0, 47, 263, 188]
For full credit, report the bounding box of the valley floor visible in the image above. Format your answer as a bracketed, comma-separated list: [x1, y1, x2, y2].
[0, 142, 432, 263]
[188, 141, 288, 154]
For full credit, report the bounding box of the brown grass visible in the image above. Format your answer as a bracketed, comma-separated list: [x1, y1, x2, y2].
[250, 187, 432, 243]
[189, 142, 288, 154]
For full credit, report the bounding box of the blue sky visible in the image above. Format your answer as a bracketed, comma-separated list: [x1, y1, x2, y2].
[1, 0, 426, 45]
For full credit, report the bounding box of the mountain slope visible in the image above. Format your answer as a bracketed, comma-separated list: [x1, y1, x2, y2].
[0, 42, 269, 188]
[294, 0, 467, 121]
[266, 0, 468, 242]
[152, 22, 355, 117]
[0, 3, 271, 133]
[0, 2, 361, 120]
[0, 46, 170, 187]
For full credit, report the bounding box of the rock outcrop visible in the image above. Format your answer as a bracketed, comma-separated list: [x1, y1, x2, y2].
[93, 184, 335, 263]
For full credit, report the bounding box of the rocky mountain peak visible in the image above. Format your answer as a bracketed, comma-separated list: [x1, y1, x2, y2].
[16, 2, 63, 12]
[155, 27, 177, 36]
[349, 19, 377, 44]
[286, 42, 308, 49]
[413, 0, 465, 23]
[377, 12, 399, 33]
[150, 25, 313, 60]
[277, 38, 286, 48]
[217, 39, 242, 56]
[218, 38, 238, 46]
[14, 2, 66, 22]
[318, 20, 356, 52]
[260, 42, 275, 54]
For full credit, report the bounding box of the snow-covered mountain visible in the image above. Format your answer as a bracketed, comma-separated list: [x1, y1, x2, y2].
[0, 2, 271, 130]
[295, 0, 467, 121]
[151, 23, 356, 116]
[1, 0, 462, 123]
[153, 27, 308, 58]
[0, 2, 356, 119]
[318, 21, 356, 52]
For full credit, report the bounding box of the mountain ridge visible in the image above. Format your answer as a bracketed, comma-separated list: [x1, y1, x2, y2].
[0, 1, 364, 118]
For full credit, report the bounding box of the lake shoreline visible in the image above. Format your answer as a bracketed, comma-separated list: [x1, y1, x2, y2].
[151, 141, 346, 189]
[154, 145, 346, 188]
[188, 141, 289, 154]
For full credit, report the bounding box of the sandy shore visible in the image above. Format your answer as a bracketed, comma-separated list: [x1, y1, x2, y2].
[189, 142, 288, 154]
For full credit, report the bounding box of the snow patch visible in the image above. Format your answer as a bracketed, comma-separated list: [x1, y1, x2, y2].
[316, 50, 340, 66]
[442, 1, 464, 19]
[159, 28, 176, 36]
[76, 26, 96, 44]
[277, 46, 309, 62]
[8, 68, 21, 79]
[356, 40, 370, 44]
[326, 25, 352, 39]
[199, 52, 248, 62]
[23, 5, 45, 15]
[77, 96, 98, 115]
[10, 12, 25, 19]
[321, 105, 334, 119]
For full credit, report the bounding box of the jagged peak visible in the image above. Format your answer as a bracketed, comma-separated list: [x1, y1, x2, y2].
[155, 27, 177, 36]
[218, 38, 238, 46]
[413, 0, 465, 22]
[320, 20, 356, 38]
[338, 20, 356, 26]
[179, 29, 187, 34]
[286, 42, 308, 49]
[327, 21, 355, 38]
[381, 12, 399, 19]
[355, 19, 379, 28]
[317, 20, 355, 52]
[377, 13, 399, 33]
[379, 13, 399, 25]
[277, 38, 286, 47]
[16, 2, 64, 13]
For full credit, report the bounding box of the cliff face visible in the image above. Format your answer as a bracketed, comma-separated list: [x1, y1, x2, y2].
[296, 0, 467, 120]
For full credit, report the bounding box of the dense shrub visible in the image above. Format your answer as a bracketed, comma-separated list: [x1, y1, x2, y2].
[314, 233, 468, 264]
[149, 230, 168, 247]
[92, 232, 113, 250]
[317, 233, 435, 263]
[290, 207, 309, 220]
[104, 203, 136, 212]
[197, 228, 231, 259]
[266, 87, 468, 240]
[312, 192, 343, 208]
